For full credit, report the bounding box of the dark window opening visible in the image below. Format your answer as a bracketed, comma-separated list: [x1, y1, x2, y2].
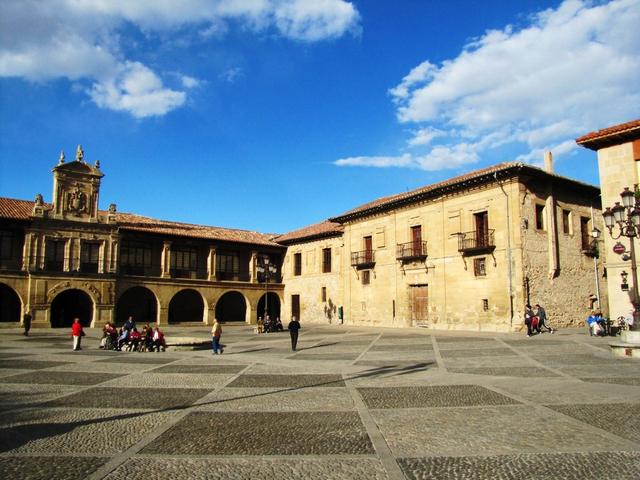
[322, 248, 331, 273]
[293, 253, 302, 276]
[474, 257, 487, 276]
[362, 270, 371, 285]
[536, 204, 545, 230]
[81, 241, 100, 273]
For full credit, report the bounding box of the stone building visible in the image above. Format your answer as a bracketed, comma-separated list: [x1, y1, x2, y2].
[0, 147, 285, 328]
[279, 160, 607, 331]
[577, 119, 640, 322]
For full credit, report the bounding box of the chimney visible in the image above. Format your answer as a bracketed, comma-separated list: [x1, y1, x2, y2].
[544, 151, 553, 173]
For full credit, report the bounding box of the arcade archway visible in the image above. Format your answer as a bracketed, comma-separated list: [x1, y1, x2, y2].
[116, 286, 158, 325]
[215, 291, 246, 323]
[168, 289, 204, 323]
[0, 283, 21, 323]
[50, 289, 93, 327]
[257, 292, 280, 322]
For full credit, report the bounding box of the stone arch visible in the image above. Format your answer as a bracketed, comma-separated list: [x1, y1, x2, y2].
[215, 290, 247, 323]
[168, 288, 205, 324]
[257, 292, 281, 322]
[116, 286, 159, 326]
[50, 289, 94, 328]
[0, 283, 22, 323]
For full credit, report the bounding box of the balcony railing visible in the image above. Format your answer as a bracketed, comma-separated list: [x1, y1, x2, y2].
[351, 250, 375, 268]
[170, 268, 207, 280]
[458, 230, 496, 255]
[396, 241, 427, 261]
[0, 257, 23, 271]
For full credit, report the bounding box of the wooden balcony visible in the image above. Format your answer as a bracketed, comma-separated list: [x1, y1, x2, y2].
[351, 250, 375, 269]
[458, 230, 495, 255]
[396, 241, 427, 261]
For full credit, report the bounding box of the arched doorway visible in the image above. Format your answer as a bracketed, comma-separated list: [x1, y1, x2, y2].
[50, 289, 93, 328]
[257, 292, 280, 322]
[116, 286, 158, 325]
[215, 291, 246, 323]
[0, 283, 21, 323]
[168, 289, 204, 323]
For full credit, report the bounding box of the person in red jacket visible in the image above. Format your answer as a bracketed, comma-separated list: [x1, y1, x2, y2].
[71, 317, 84, 351]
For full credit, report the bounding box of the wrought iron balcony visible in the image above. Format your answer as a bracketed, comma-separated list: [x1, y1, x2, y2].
[457, 230, 496, 255]
[351, 250, 375, 268]
[396, 241, 427, 261]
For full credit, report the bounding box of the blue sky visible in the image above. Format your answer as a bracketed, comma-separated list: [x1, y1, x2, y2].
[1, 0, 639, 234]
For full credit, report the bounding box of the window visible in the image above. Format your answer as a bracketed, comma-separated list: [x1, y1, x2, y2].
[45, 239, 66, 272]
[321, 286, 327, 302]
[362, 270, 370, 285]
[482, 299, 489, 311]
[216, 252, 240, 280]
[120, 240, 153, 275]
[293, 252, 302, 276]
[322, 248, 331, 273]
[0, 230, 21, 269]
[291, 294, 300, 320]
[562, 209, 571, 234]
[535, 204, 545, 230]
[81, 241, 100, 273]
[580, 217, 591, 250]
[171, 246, 198, 277]
[474, 257, 486, 276]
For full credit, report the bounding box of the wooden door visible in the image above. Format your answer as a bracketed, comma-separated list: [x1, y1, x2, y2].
[291, 294, 300, 320]
[410, 285, 428, 323]
[411, 225, 422, 256]
[475, 212, 488, 247]
[363, 236, 373, 263]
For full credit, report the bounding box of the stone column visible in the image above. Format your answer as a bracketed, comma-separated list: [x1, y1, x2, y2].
[22, 233, 33, 271]
[63, 238, 73, 272]
[158, 307, 169, 326]
[250, 250, 258, 283]
[161, 241, 172, 278]
[208, 247, 217, 281]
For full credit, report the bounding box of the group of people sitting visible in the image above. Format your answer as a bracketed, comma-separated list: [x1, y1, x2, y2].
[256, 315, 283, 334]
[100, 316, 166, 352]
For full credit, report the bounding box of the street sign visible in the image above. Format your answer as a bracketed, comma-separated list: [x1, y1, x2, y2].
[613, 242, 626, 254]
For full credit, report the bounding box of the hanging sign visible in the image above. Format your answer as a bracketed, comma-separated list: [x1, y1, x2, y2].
[613, 242, 626, 255]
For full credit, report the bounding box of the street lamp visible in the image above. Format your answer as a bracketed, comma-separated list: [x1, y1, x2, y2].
[590, 226, 601, 311]
[256, 256, 277, 319]
[603, 187, 640, 331]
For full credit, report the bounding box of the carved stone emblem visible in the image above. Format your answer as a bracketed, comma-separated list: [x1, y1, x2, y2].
[67, 185, 87, 214]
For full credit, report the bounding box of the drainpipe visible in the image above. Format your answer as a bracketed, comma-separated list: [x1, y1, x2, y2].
[545, 152, 559, 279]
[495, 172, 514, 328]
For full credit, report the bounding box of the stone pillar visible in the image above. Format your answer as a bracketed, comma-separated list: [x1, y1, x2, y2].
[208, 247, 217, 281]
[98, 240, 106, 274]
[158, 307, 169, 326]
[161, 241, 172, 278]
[22, 233, 33, 271]
[110, 239, 119, 274]
[250, 250, 258, 283]
[63, 238, 73, 272]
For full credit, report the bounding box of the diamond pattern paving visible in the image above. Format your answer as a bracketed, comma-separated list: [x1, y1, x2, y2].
[398, 452, 640, 480]
[0, 371, 120, 385]
[358, 385, 520, 408]
[547, 403, 640, 442]
[142, 411, 374, 455]
[44, 386, 211, 409]
[227, 374, 345, 388]
[152, 364, 246, 374]
[0, 456, 108, 480]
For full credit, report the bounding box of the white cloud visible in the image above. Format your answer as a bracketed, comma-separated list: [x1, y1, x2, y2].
[342, 0, 640, 171]
[335, 154, 414, 168]
[219, 67, 243, 83]
[89, 62, 186, 118]
[0, 0, 360, 117]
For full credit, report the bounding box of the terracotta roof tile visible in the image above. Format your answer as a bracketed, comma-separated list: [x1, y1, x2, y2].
[0, 197, 280, 247]
[330, 161, 598, 222]
[275, 220, 343, 244]
[576, 119, 640, 150]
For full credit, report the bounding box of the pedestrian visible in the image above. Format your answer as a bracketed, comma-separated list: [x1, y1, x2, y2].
[71, 317, 84, 351]
[288, 315, 301, 351]
[535, 303, 554, 333]
[211, 318, 223, 354]
[23, 309, 32, 336]
[524, 305, 534, 337]
[124, 315, 135, 332]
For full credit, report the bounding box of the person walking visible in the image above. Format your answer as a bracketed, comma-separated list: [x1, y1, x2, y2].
[535, 303, 554, 333]
[71, 317, 84, 351]
[23, 309, 32, 336]
[524, 305, 534, 337]
[211, 318, 223, 354]
[288, 316, 301, 351]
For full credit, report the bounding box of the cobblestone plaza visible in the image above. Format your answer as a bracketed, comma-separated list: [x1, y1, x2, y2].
[0, 325, 638, 479]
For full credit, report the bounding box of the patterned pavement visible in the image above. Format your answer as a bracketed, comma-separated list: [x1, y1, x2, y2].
[0, 324, 638, 479]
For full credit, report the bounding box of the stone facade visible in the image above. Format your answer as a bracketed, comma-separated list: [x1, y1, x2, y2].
[0, 147, 285, 328]
[280, 161, 606, 332]
[577, 119, 640, 322]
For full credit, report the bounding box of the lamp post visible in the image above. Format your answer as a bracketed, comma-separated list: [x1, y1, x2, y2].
[591, 226, 601, 311]
[602, 187, 640, 331]
[256, 256, 277, 319]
